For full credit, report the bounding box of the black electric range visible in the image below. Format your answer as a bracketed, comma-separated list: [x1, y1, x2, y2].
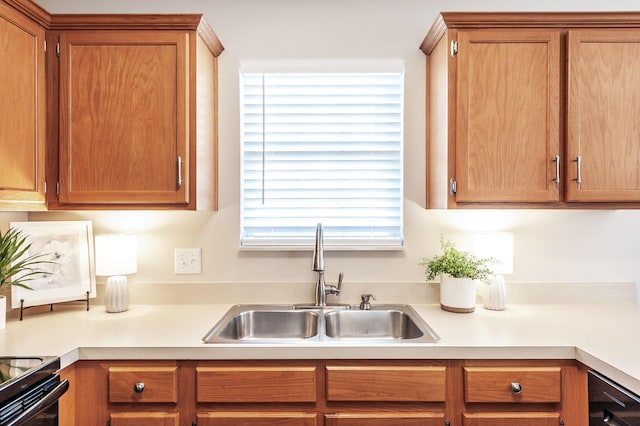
[0, 357, 69, 426]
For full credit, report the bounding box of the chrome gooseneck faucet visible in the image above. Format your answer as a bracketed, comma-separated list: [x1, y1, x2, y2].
[312, 223, 343, 307]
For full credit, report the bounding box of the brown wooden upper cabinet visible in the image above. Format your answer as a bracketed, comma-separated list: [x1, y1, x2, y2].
[0, 0, 47, 210]
[567, 29, 640, 202]
[421, 12, 640, 208]
[48, 15, 223, 210]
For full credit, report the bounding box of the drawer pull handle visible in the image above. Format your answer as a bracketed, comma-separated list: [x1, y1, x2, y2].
[511, 382, 522, 394]
[133, 382, 145, 393]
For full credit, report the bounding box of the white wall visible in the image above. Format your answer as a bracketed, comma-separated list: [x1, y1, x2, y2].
[4, 0, 640, 304]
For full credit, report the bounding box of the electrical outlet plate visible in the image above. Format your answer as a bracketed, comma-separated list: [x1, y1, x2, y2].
[174, 248, 202, 275]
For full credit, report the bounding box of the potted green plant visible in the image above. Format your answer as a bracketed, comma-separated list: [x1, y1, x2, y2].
[420, 236, 495, 313]
[0, 227, 52, 328]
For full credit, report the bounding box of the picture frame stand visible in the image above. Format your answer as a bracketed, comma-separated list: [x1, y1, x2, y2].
[19, 291, 91, 321]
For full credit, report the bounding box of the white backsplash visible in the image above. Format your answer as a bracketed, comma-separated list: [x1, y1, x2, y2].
[91, 281, 639, 306]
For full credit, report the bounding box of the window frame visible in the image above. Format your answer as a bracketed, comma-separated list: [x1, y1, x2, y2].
[239, 60, 405, 251]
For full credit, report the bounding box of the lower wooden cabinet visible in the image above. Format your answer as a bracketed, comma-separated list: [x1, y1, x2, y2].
[464, 367, 561, 403]
[60, 361, 186, 426]
[326, 365, 446, 402]
[197, 412, 318, 426]
[462, 412, 560, 426]
[325, 413, 445, 426]
[109, 366, 179, 403]
[461, 361, 588, 425]
[109, 412, 180, 426]
[196, 365, 317, 403]
[60, 359, 587, 425]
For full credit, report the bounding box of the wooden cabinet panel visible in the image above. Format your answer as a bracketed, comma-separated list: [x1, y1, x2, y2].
[464, 367, 561, 403]
[325, 413, 445, 426]
[49, 14, 223, 210]
[196, 366, 317, 403]
[0, 1, 46, 208]
[110, 412, 179, 426]
[64, 359, 587, 425]
[326, 366, 446, 402]
[108, 366, 178, 403]
[567, 29, 640, 202]
[462, 412, 560, 426]
[197, 412, 318, 426]
[423, 13, 640, 208]
[455, 30, 561, 203]
[58, 30, 189, 206]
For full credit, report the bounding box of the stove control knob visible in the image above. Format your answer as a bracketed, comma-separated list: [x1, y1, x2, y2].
[133, 382, 145, 393]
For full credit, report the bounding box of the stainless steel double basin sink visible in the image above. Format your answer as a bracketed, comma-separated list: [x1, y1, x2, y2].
[202, 304, 440, 344]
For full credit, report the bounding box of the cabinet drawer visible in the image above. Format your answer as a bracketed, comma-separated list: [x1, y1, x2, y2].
[326, 366, 446, 402]
[108, 366, 178, 403]
[110, 412, 179, 426]
[196, 366, 317, 402]
[325, 413, 445, 426]
[464, 367, 561, 403]
[197, 412, 318, 426]
[462, 412, 560, 426]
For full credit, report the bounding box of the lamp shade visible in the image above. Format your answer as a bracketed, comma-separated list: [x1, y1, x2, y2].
[95, 234, 137, 276]
[472, 233, 514, 275]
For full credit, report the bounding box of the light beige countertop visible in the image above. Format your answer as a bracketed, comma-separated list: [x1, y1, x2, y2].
[1, 303, 639, 394]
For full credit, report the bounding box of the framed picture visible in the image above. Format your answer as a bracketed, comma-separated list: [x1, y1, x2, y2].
[9, 221, 96, 309]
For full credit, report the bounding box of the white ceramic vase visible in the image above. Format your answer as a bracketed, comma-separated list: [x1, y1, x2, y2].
[0, 295, 6, 329]
[483, 275, 507, 311]
[439, 276, 476, 313]
[105, 276, 129, 313]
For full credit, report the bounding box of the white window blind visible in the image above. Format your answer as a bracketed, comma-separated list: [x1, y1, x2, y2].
[240, 61, 404, 249]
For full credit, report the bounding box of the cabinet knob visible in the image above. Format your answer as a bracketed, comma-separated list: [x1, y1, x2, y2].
[511, 382, 522, 394]
[133, 382, 145, 393]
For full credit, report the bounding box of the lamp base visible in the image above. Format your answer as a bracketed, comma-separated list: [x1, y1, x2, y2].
[105, 275, 129, 313]
[483, 274, 507, 311]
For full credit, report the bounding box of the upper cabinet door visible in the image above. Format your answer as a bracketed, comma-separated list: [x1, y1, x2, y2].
[455, 30, 561, 203]
[0, 2, 46, 208]
[567, 30, 640, 202]
[58, 31, 189, 206]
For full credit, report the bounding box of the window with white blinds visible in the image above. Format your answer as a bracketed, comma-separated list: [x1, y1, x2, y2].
[240, 61, 404, 249]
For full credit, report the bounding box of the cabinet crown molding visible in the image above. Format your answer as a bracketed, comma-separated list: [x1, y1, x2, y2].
[421, 11, 640, 54]
[48, 14, 223, 55]
[2, 0, 49, 27]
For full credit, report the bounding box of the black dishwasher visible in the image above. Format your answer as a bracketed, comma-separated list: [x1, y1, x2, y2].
[589, 370, 640, 426]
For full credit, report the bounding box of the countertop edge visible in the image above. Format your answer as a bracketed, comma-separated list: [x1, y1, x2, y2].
[3, 303, 639, 394]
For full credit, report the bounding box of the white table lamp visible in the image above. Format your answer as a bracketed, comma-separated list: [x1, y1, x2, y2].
[95, 234, 137, 313]
[473, 233, 513, 311]
[473, 233, 514, 275]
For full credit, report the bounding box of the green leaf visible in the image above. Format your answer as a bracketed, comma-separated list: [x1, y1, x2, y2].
[0, 228, 55, 294]
[419, 235, 496, 282]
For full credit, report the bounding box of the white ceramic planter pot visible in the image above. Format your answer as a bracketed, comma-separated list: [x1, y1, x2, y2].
[0, 295, 6, 329]
[439, 276, 476, 313]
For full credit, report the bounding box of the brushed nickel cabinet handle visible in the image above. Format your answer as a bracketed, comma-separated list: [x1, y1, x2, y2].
[511, 382, 522, 394]
[133, 382, 145, 393]
[554, 155, 560, 184]
[177, 156, 184, 188]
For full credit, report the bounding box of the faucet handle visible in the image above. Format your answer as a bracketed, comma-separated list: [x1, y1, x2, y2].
[325, 272, 344, 297]
[336, 272, 344, 293]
